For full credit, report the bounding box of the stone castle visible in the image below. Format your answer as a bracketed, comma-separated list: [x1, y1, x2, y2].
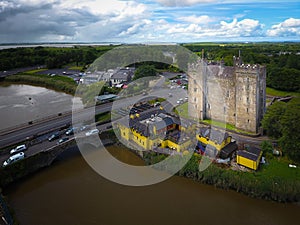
[188, 55, 266, 133]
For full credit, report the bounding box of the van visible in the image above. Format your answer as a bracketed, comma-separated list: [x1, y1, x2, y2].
[3, 152, 25, 167]
[10, 144, 27, 155]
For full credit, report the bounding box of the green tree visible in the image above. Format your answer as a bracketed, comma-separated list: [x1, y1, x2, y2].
[279, 98, 300, 162]
[133, 64, 157, 80]
[261, 101, 287, 138]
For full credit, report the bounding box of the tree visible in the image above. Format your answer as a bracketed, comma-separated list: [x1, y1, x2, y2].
[133, 64, 157, 80]
[261, 101, 287, 138]
[279, 98, 300, 162]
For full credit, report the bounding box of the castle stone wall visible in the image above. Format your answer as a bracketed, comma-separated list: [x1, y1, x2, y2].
[188, 60, 266, 133]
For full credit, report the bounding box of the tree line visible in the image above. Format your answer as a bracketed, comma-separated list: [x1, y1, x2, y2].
[0, 45, 116, 70]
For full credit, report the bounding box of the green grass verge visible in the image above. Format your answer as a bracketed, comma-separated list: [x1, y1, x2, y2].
[266, 87, 300, 97]
[24, 68, 48, 74]
[95, 112, 111, 123]
[174, 102, 189, 119]
[68, 66, 84, 71]
[202, 119, 256, 135]
[148, 98, 166, 105]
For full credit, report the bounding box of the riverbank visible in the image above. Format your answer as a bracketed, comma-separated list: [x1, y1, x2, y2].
[142, 152, 300, 203]
[2, 74, 77, 95]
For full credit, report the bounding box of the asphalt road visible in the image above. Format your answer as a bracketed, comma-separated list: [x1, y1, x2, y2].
[0, 102, 114, 148]
[0, 122, 112, 166]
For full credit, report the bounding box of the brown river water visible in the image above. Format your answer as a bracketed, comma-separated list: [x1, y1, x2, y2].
[4, 145, 300, 225]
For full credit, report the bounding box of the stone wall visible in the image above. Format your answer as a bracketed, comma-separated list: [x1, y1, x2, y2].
[188, 60, 266, 133]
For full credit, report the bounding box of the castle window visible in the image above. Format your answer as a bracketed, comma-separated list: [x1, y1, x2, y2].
[194, 97, 197, 102]
[233, 113, 236, 117]
[194, 88, 197, 92]
[194, 80, 197, 84]
[248, 119, 250, 123]
[226, 91, 229, 98]
[224, 107, 226, 113]
[247, 108, 249, 113]
[247, 97, 249, 103]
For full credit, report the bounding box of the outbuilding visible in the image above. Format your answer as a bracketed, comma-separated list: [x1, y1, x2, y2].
[236, 147, 262, 170]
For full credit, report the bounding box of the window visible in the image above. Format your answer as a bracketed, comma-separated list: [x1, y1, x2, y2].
[246, 108, 249, 113]
[194, 97, 197, 102]
[226, 91, 229, 98]
[194, 80, 197, 84]
[194, 88, 197, 92]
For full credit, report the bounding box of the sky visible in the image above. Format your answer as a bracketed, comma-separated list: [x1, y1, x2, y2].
[0, 0, 299, 43]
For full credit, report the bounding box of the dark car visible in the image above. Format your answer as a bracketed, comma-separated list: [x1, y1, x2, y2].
[48, 132, 60, 141]
[65, 127, 78, 135]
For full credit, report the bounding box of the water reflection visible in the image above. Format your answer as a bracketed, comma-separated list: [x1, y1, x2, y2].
[0, 84, 78, 130]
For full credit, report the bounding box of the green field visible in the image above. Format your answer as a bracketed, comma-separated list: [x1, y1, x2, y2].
[266, 87, 300, 97]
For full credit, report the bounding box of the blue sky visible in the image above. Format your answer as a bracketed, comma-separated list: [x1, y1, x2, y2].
[0, 0, 299, 43]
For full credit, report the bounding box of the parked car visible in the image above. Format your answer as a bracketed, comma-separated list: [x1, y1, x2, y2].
[48, 132, 60, 141]
[154, 102, 161, 107]
[3, 152, 25, 167]
[57, 137, 69, 145]
[85, 129, 99, 136]
[10, 144, 27, 155]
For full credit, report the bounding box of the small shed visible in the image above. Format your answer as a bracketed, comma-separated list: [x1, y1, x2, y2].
[236, 147, 263, 170]
[219, 141, 238, 159]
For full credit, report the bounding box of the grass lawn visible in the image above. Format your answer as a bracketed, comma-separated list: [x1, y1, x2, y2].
[24, 68, 47, 74]
[266, 87, 300, 97]
[202, 119, 256, 135]
[174, 102, 189, 119]
[68, 66, 84, 71]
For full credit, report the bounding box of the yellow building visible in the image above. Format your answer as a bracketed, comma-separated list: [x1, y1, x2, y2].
[196, 128, 232, 151]
[236, 147, 262, 170]
[118, 110, 192, 153]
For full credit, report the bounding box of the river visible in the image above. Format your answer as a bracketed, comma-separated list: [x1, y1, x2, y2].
[4, 145, 300, 225]
[0, 84, 76, 130]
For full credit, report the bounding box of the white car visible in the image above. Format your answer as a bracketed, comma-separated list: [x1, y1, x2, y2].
[3, 152, 25, 167]
[10, 144, 27, 155]
[85, 129, 100, 136]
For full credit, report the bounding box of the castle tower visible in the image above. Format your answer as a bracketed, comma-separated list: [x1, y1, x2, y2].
[234, 63, 266, 133]
[188, 55, 266, 134]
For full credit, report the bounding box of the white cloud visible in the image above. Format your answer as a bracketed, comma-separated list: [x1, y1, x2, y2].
[155, 0, 216, 7]
[267, 18, 300, 37]
[178, 15, 215, 24]
[162, 18, 263, 40]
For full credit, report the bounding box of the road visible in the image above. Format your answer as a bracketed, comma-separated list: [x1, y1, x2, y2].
[0, 102, 113, 148]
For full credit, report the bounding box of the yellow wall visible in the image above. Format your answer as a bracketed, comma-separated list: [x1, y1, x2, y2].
[236, 152, 262, 170]
[132, 129, 149, 149]
[119, 124, 130, 140]
[196, 135, 232, 151]
[119, 123, 191, 152]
